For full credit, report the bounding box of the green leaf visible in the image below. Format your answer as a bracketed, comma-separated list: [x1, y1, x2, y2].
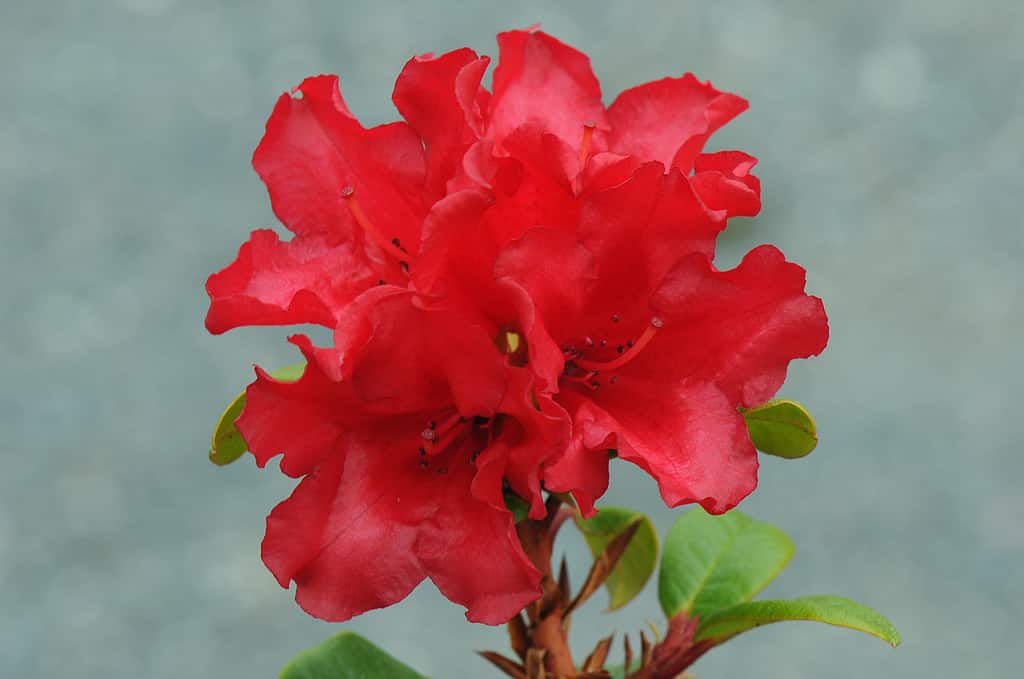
[695, 595, 901, 647]
[658, 509, 794, 619]
[742, 399, 818, 459]
[280, 631, 430, 679]
[208, 363, 305, 466]
[503, 490, 530, 523]
[575, 506, 658, 610]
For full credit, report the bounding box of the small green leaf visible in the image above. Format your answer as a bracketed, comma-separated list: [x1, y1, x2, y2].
[208, 363, 305, 466]
[575, 506, 658, 610]
[742, 399, 818, 459]
[280, 631, 430, 679]
[658, 509, 794, 619]
[503, 490, 530, 523]
[695, 595, 901, 647]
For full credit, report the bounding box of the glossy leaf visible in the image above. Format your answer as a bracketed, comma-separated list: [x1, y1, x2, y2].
[575, 506, 658, 610]
[279, 631, 430, 679]
[658, 509, 793, 619]
[742, 399, 817, 459]
[695, 595, 901, 647]
[208, 363, 305, 465]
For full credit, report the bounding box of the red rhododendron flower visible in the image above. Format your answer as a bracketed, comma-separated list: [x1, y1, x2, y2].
[205, 27, 828, 624]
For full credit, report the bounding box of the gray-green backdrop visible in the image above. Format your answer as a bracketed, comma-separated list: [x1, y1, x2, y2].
[3, 1, 1020, 677]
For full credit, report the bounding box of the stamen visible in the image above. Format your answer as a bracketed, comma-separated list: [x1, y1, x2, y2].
[575, 318, 662, 372]
[578, 121, 596, 172]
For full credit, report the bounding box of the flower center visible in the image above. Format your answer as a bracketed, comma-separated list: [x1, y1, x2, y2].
[340, 186, 411, 275]
[562, 316, 663, 389]
[496, 328, 528, 367]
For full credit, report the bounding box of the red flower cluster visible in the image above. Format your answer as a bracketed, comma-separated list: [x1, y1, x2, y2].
[206, 28, 828, 625]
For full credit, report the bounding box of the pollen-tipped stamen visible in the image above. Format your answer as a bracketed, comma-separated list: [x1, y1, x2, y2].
[575, 317, 662, 372]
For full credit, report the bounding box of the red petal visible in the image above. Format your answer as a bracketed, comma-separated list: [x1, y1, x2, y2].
[495, 372, 569, 518]
[260, 424, 430, 622]
[204, 229, 377, 334]
[416, 129, 579, 312]
[393, 49, 491, 200]
[607, 74, 748, 173]
[489, 29, 608, 151]
[416, 447, 543, 624]
[579, 151, 642, 195]
[566, 380, 759, 514]
[334, 287, 509, 417]
[542, 394, 611, 518]
[576, 164, 724, 331]
[691, 151, 762, 217]
[253, 75, 426, 252]
[264, 433, 541, 623]
[414, 188, 499, 300]
[237, 334, 364, 476]
[649, 245, 830, 407]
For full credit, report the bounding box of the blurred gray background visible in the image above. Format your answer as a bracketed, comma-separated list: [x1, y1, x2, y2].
[2, 0, 1021, 677]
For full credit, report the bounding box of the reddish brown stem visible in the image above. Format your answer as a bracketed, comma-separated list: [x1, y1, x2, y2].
[513, 496, 578, 678]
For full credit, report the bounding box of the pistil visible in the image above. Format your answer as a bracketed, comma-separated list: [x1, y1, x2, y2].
[574, 317, 663, 373]
[578, 120, 596, 173]
[341, 186, 411, 273]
